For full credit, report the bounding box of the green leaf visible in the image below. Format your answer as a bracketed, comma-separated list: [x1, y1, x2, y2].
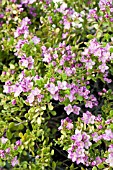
[104, 33, 110, 41]
[22, 44, 29, 51]
[15, 117, 22, 122]
[23, 163, 27, 169]
[110, 47, 113, 53]
[92, 167, 97, 170]
[62, 73, 67, 81]
[36, 78, 44, 87]
[41, 105, 46, 110]
[110, 110, 113, 116]
[110, 124, 113, 131]
[2, 0, 7, 5]
[9, 37, 14, 46]
[16, 124, 24, 130]
[70, 164, 74, 170]
[87, 34, 94, 39]
[51, 111, 56, 116]
[37, 117, 41, 125]
[97, 163, 105, 169]
[87, 76, 92, 80]
[36, 31, 42, 36]
[51, 149, 54, 155]
[6, 130, 13, 139]
[45, 42, 51, 47]
[52, 161, 56, 169]
[97, 31, 102, 39]
[64, 89, 70, 95]
[9, 122, 15, 129]
[48, 103, 54, 111]
[31, 69, 35, 76]
[77, 95, 83, 102]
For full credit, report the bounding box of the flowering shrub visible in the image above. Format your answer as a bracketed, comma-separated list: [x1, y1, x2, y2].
[0, 0, 113, 169]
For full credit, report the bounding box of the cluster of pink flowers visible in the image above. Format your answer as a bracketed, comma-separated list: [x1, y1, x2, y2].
[1, 0, 113, 168]
[64, 104, 81, 115]
[14, 17, 31, 38]
[87, 8, 98, 20]
[45, 80, 98, 112]
[87, 0, 113, 22]
[81, 111, 95, 124]
[58, 117, 73, 130]
[106, 144, 113, 167]
[3, 72, 44, 105]
[99, 0, 113, 22]
[19, 54, 34, 69]
[0, 137, 21, 167]
[68, 129, 91, 165]
[3, 76, 33, 97]
[81, 38, 112, 83]
[26, 87, 44, 105]
[21, 0, 36, 5]
[53, 2, 84, 29]
[15, 39, 29, 55]
[92, 129, 113, 143]
[91, 156, 105, 166]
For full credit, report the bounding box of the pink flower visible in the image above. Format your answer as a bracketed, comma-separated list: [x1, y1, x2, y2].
[99, 0, 112, 11]
[65, 93, 76, 102]
[11, 156, 19, 167]
[66, 122, 74, 130]
[92, 132, 101, 142]
[85, 59, 95, 70]
[26, 87, 43, 104]
[84, 140, 92, 149]
[32, 87, 41, 96]
[76, 148, 85, 157]
[58, 117, 73, 130]
[0, 150, 5, 158]
[76, 156, 85, 164]
[32, 36, 40, 44]
[46, 83, 58, 95]
[12, 99, 16, 105]
[99, 63, 109, 73]
[35, 155, 39, 159]
[64, 20, 71, 30]
[102, 129, 113, 141]
[108, 144, 113, 153]
[62, 32, 68, 39]
[57, 81, 67, 90]
[16, 140, 22, 146]
[3, 81, 12, 94]
[95, 156, 103, 165]
[85, 100, 93, 108]
[64, 104, 73, 115]
[73, 105, 81, 115]
[43, 53, 52, 63]
[81, 111, 95, 124]
[51, 92, 59, 101]
[64, 67, 73, 76]
[5, 148, 10, 154]
[71, 132, 82, 143]
[87, 9, 98, 19]
[70, 152, 77, 162]
[0, 14, 4, 18]
[106, 153, 113, 167]
[27, 94, 35, 104]
[13, 84, 23, 97]
[29, 0, 36, 4]
[1, 137, 8, 144]
[19, 55, 34, 69]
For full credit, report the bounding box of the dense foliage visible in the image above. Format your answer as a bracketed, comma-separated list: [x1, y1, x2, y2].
[0, 0, 113, 169]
